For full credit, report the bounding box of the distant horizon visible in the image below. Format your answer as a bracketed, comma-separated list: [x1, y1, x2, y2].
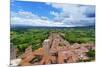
[11, 24, 95, 28]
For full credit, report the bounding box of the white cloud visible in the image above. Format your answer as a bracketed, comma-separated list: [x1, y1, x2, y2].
[11, 11, 65, 27]
[50, 11, 59, 17]
[47, 3, 95, 26]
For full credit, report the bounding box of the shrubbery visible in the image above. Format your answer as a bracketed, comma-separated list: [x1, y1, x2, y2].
[63, 28, 95, 44]
[87, 49, 95, 57]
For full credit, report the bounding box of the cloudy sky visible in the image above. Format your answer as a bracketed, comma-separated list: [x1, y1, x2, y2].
[11, 0, 95, 27]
